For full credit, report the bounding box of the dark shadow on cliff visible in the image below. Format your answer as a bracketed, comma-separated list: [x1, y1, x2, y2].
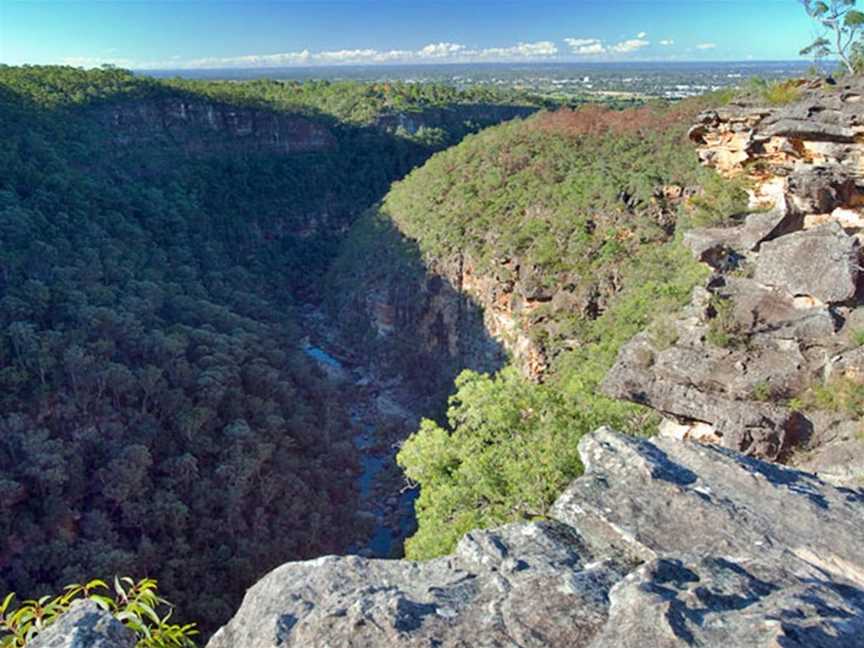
[324, 208, 508, 417]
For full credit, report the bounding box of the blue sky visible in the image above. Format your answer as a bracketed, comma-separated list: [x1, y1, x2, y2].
[1, 1, 817, 69]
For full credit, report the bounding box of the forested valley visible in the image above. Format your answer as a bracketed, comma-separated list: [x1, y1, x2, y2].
[0, 64, 751, 643]
[0, 65, 543, 636]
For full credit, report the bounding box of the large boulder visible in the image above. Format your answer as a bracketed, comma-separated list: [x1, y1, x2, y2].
[601, 332, 803, 460]
[206, 428, 864, 648]
[29, 600, 135, 648]
[753, 222, 860, 304]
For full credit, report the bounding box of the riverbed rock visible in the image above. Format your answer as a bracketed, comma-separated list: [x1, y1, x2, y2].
[206, 428, 864, 648]
[29, 600, 136, 648]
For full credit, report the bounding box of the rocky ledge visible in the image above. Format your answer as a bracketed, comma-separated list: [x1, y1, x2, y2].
[195, 427, 863, 648]
[30, 428, 864, 647]
[605, 78, 864, 481]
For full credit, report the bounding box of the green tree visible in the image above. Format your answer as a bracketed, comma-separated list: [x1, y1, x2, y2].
[397, 368, 595, 559]
[801, 0, 864, 73]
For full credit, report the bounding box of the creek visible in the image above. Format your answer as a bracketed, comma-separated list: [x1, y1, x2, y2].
[301, 331, 419, 558]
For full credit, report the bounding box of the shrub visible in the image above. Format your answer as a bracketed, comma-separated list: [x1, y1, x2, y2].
[397, 368, 593, 559]
[745, 77, 804, 106]
[685, 171, 752, 229]
[706, 295, 746, 348]
[789, 377, 864, 418]
[0, 578, 197, 648]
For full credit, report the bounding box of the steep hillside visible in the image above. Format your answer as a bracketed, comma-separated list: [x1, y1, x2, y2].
[327, 96, 750, 556]
[0, 66, 538, 636]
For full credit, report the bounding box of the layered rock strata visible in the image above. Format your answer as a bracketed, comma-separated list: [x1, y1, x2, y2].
[605, 78, 864, 480]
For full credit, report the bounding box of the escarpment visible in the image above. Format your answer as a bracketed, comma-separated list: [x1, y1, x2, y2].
[604, 78, 864, 482]
[98, 97, 337, 155]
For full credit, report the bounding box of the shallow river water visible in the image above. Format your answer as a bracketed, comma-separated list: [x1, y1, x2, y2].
[302, 342, 419, 557]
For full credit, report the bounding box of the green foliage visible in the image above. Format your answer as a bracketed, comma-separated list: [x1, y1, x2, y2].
[384, 102, 713, 558]
[398, 368, 591, 559]
[685, 170, 752, 228]
[744, 77, 804, 106]
[706, 294, 746, 348]
[789, 376, 864, 417]
[751, 381, 773, 402]
[0, 65, 542, 637]
[852, 328, 864, 346]
[801, 0, 864, 74]
[0, 578, 196, 647]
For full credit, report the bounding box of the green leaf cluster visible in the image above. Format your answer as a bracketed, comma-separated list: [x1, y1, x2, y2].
[0, 577, 196, 647]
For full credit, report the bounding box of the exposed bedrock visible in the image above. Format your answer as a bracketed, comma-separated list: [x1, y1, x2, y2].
[606, 78, 864, 478]
[199, 428, 864, 648]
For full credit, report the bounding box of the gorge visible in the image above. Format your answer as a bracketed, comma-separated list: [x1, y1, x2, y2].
[2, 67, 864, 648]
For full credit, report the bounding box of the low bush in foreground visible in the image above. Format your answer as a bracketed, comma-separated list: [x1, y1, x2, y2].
[0, 577, 197, 648]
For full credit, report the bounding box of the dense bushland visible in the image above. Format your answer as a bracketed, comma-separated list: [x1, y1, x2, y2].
[0, 65, 541, 637]
[384, 99, 734, 558]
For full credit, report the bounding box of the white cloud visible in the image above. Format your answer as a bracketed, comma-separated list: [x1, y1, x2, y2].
[477, 41, 559, 58]
[659, 39, 674, 46]
[611, 38, 650, 53]
[116, 40, 560, 69]
[566, 34, 651, 56]
[419, 42, 466, 58]
[564, 37, 606, 55]
[696, 42, 717, 50]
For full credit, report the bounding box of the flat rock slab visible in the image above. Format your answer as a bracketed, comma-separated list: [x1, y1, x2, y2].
[754, 222, 859, 304]
[206, 428, 864, 648]
[552, 430, 864, 581]
[590, 553, 864, 648]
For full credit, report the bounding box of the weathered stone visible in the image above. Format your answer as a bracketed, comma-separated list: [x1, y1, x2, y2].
[207, 520, 629, 648]
[602, 333, 802, 459]
[590, 554, 864, 648]
[29, 600, 136, 648]
[552, 429, 864, 580]
[207, 428, 864, 648]
[787, 167, 857, 214]
[714, 276, 838, 340]
[754, 222, 859, 303]
[790, 410, 864, 488]
[683, 209, 801, 269]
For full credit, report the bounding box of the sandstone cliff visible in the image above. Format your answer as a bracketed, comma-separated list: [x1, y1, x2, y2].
[604, 78, 864, 483]
[96, 96, 336, 156]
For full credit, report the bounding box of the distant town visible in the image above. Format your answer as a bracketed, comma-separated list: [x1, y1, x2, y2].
[148, 60, 820, 100]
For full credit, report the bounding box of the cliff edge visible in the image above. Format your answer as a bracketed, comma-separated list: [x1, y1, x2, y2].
[199, 427, 864, 648]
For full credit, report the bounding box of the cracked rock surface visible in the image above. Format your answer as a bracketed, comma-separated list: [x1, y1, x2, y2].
[206, 428, 864, 648]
